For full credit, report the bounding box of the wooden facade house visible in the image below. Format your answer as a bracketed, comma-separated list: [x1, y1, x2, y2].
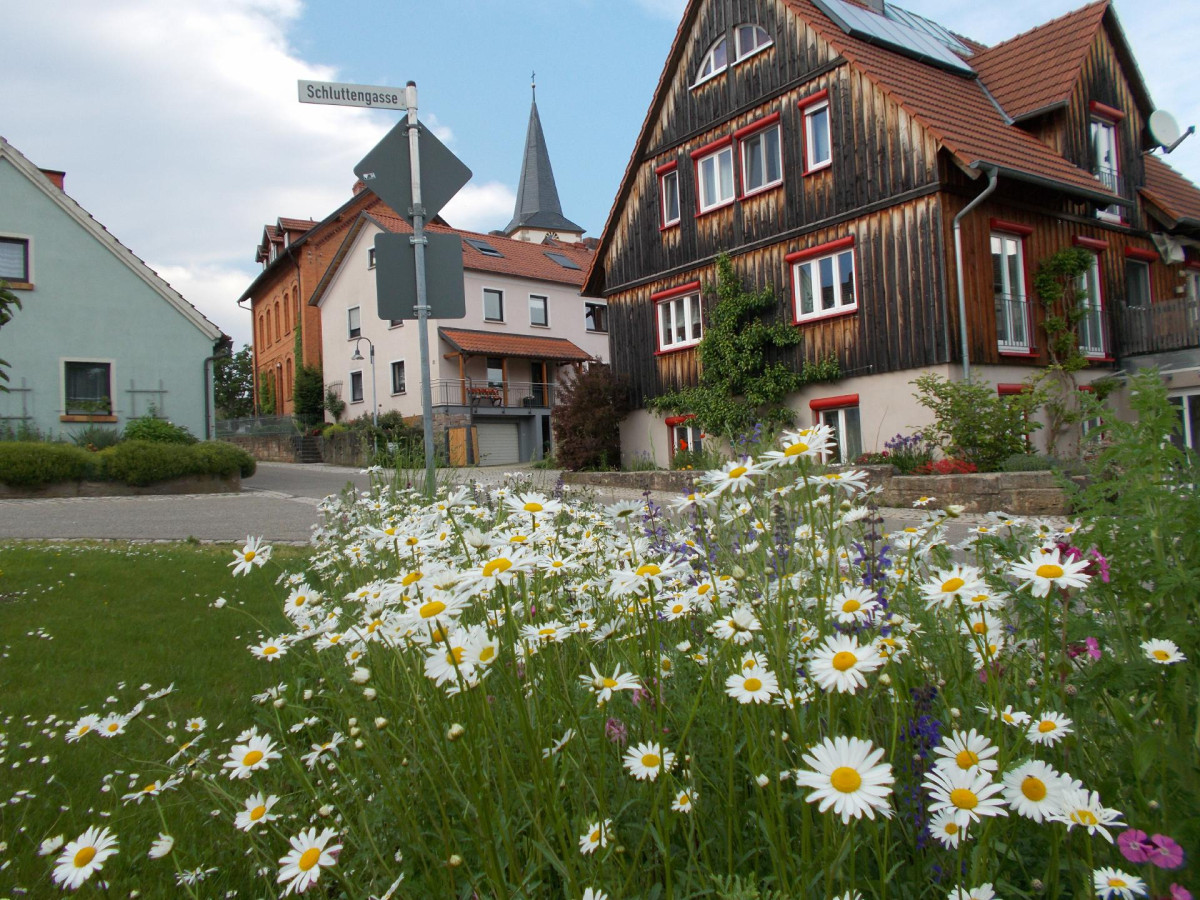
[582, 0, 1200, 465]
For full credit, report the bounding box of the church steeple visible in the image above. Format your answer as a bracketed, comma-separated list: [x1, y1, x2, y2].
[503, 76, 584, 243]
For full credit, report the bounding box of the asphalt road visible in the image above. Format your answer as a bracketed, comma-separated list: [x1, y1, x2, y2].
[0, 461, 1027, 545]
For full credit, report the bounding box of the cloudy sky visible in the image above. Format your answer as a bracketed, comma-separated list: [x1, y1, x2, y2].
[5, 0, 1197, 348]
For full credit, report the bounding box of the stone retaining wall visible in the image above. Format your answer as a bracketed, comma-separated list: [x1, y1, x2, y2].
[222, 434, 297, 463]
[564, 466, 1081, 515]
[0, 473, 241, 499]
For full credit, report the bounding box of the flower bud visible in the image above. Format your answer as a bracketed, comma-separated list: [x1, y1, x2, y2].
[448, 854, 463, 868]
[362, 687, 377, 700]
[447, 723, 465, 742]
[374, 717, 388, 730]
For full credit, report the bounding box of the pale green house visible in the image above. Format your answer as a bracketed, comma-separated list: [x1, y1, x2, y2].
[0, 137, 223, 439]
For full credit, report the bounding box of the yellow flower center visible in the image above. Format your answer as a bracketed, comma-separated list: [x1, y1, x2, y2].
[944, 822, 960, 835]
[478, 645, 496, 663]
[1021, 776, 1047, 802]
[263, 645, 278, 655]
[972, 622, 987, 635]
[1038, 720, 1057, 733]
[293, 596, 307, 606]
[661, 658, 673, 671]
[143, 782, 158, 793]
[636, 564, 661, 577]
[523, 501, 544, 513]
[949, 788, 978, 810]
[832, 651, 857, 671]
[728, 466, 748, 479]
[968, 594, 988, 605]
[483, 558, 512, 577]
[942, 577, 965, 593]
[1108, 878, 1127, 888]
[955, 750, 979, 769]
[298, 847, 322, 871]
[1073, 810, 1099, 826]
[678, 792, 691, 805]
[243, 750, 264, 766]
[250, 804, 266, 821]
[244, 550, 256, 562]
[784, 442, 809, 457]
[73, 846, 96, 868]
[106, 723, 120, 732]
[830, 766, 862, 793]
[1036, 564, 1065, 579]
[1153, 649, 1170, 661]
[419, 600, 446, 619]
[538, 627, 556, 637]
[744, 677, 763, 692]
[589, 828, 601, 842]
[602, 677, 619, 689]
[842, 599, 861, 613]
[509, 535, 528, 543]
[401, 571, 422, 586]
[641, 752, 660, 768]
[446, 647, 466, 665]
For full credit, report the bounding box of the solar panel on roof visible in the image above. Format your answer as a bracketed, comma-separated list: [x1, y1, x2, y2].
[544, 251, 581, 270]
[884, 4, 972, 56]
[464, 237, 504, 258]
[811, 0, 974, 75]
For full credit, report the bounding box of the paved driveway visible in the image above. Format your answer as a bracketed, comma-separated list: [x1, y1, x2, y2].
[0, 462, 1015, 544]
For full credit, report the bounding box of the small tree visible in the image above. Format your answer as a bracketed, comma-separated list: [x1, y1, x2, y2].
[551, 363, 630, 471]
[214, 344, 254, 419]
[649, 254, 838, 442]
[257, 372, 276, 416]
[0, 280, 21, 392]
[293, 364, 325, 429]
[913, 373, 1044, 471]
[324, 387, 346, 424]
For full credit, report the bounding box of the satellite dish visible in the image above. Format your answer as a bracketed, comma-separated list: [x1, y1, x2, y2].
[1149, 109, 1182, 148]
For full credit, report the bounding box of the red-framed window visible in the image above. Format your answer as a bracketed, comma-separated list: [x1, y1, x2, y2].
[990, 219, 1034, 355]
[787, 236, 856, 323]
[810, 393, 860, 463]
[735, 112, 783, 198]
[691, 136, 735, 215]
[666, 414, 704, 459]
[653, 281, 704, 353]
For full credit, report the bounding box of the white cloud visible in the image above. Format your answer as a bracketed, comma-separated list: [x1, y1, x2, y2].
[440, 182, 518, 235]
[153, 264, 257, 347]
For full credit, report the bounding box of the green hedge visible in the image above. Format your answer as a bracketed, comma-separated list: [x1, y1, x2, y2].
[0, 441, 255, 488]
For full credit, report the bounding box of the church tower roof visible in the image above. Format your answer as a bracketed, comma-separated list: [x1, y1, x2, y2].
[504, 80, 584, 239]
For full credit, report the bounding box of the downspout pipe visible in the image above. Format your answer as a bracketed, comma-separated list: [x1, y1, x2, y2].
[203, 344, 232, 441]
[953, 166, 999, 382]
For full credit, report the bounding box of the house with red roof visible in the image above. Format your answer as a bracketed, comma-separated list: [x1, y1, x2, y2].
[583, 0, 1200, 463]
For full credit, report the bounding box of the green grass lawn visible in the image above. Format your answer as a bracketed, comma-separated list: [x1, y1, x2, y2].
[0, 540, 307, 894]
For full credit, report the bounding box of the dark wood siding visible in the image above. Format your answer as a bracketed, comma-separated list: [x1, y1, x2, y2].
[609, 194, 951, 407]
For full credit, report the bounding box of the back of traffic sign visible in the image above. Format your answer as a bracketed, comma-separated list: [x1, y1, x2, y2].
[374, 233, 465, 322]
[354, 120, 472, 219]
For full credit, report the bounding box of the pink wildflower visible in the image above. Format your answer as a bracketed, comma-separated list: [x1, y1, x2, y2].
[1119, 829, 1153, 864]
[1148, 834, 1185, 870]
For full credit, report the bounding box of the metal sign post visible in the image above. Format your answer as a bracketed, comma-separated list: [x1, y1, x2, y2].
[404, 81, 438, 497]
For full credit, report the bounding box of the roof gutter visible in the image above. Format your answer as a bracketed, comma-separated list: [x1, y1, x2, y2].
[974, 161, 1125, 207]
[953, 165, 999, 382]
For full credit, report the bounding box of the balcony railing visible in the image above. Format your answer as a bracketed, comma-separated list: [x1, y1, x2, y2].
[430, 379, 558, 409]
[1116, 295, 1200, 357]
[995, 293, 1031, 352]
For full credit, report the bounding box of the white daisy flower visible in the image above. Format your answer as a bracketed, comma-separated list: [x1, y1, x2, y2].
[52, 826, 118, 891]
[794, 735, 894, 824]
[580, 663, 640, 705]
[1050, 787, 1124, 843]
[947, 884, 998, 900]
[671, 788, 696, 813]
[933, 729, 1000, 776]
[223, 731, 282, 780]
[808, 633, 884, 694]
[1093, 867, 1146, 900]
[724, 667, 779, 704]
[577, 818, 612, 855]
[235, 792, 281, 831]
[920, 564, 985, 610]
[830, 585, 881, 625]
[928, 809, 969, 848]
[230, 535, 271, 576]
[1141, 638, 1186, 665]
[1001, 760, 1064, 823]
[277, 827, 342, 896]
[1009, 547, 1092, 597]
[623, 740, 675, 781]
[147, 833, 174, 859]
[1026, 711, 1073, 746]
[923, 766, 1008, 828]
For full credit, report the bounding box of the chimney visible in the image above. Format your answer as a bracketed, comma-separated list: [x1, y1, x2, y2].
[352, 179, 367, 195]
[40, 169, 66, 190]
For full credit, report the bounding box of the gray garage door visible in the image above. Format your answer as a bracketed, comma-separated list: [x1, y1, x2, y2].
[477, 422, 520, 465]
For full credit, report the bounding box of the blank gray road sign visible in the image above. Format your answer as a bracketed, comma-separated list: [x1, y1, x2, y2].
[354, 119, 472, 219]
[374, 232, 465, 322]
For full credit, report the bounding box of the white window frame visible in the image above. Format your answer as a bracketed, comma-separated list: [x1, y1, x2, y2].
[529, 294, 549, 327]
[733, 24, 773, 61]
[1077, 254, 1106, 357]
[390, 360, 406, 395]
[692, 36, 728, 87]
[656, 291, 703, 352]
[1168, 391, 1200, 451]
[1125, 258, 1152, 309]
[790, 241, 857, 322]
[368, 247, 376, 269]
[802, 98, 832, 173]
[62, 358, 115, 416]
[347, 306, 361, 339]
[0, 234, 32, 285]
[818, 404, 862, 464]
[585, 301, 609, 334]
[349, 370, 364, 404]
[483, 288, 504, 323]
[659, 166, 680, 228]
[671, 420, 704, 455]
[1091, 116, 1121, 221]
[991, 232, 1031, 352]
[695, 143, 735, 213]
[739, 121, 783, 196]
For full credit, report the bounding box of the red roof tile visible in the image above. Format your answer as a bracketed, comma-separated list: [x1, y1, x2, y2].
[788, 0, 1115, 201]
[438, 327, 593, 362]
[1141, 155, 1200, 227]
[277, 216, 317, 233]
[368, 213, 593, 286]
[970, 2, 1107, 121]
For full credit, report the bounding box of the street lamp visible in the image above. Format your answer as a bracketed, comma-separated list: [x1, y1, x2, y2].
[350, 336, 378, 428]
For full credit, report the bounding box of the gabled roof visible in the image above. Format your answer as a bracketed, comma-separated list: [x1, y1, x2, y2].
[0, 136, 223, 342]
[1141, 154, 1200, 229]
[503, 96, 584, 236]
[791, 0, 1118, 200]
[438, 326, 593, 362]
[970, 2, 1108, 121]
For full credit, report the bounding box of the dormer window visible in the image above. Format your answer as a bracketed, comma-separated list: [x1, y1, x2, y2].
[1089, 101, 1124, 221]
[734, 24, 772, 60]
[694, 37, 728, 86]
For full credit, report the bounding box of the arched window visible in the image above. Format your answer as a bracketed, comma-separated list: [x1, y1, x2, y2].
[274, 301, 281, 340]
[694, 36, 728, 86]
[265, 309, 272, 345]
[258, 314, 265, 347]
[284, 293, 291, 334]
[285, 357, 293, 400]
[734, 24, 772, 60]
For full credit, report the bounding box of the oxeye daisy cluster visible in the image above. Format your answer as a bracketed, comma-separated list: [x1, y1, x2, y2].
[20, 430, 1195, 900]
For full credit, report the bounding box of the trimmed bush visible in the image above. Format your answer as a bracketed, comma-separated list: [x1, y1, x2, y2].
[122, 413, 197, 445]
[0, 442, 99, 487]
[98, 440, 201, 485]
[193, 441, 256, 478]
[68, 426, 123, 451]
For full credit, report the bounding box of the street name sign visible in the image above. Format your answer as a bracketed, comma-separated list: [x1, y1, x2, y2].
[374, 232, 465, 322]
[297, 80, 405, 110]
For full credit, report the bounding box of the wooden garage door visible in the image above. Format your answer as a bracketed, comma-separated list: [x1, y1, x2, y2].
[476, 422, 520, 465]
